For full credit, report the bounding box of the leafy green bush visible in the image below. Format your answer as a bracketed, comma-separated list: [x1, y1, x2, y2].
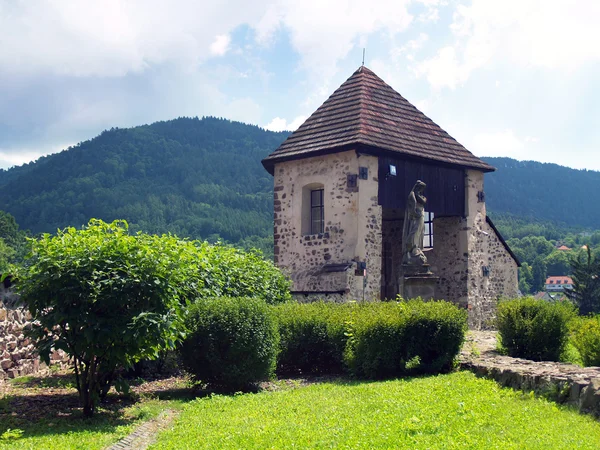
[272, 302, 350, 375]
[345, 300, 468, 379]
[497, 297, 576, 361]
[180, 297, 279, 390]
[15, 219, 200, 416]
[570, 316, 600, 367]
[195, 243, 291, 304]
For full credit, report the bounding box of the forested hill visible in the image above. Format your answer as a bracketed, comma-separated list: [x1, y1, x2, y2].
[0, 117, 288, 251]
[482, 157, 600, 230]
[0, 118, 598, 257]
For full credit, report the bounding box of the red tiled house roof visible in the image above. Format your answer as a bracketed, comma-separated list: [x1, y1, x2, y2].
[545, 276, 574, 285]
[262, 66, 495, 174]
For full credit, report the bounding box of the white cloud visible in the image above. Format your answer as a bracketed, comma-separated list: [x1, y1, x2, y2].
[469, 129, 525, 157]
[225, 98, 263, 124]
[391, 33, 429, 62]
[416, 46, 471, 90]
[414, 99, 430, 113]
[255, 0, 415, 107]
[417, 0, 600, 89]
[0, 0, 269, 77]
[0, 143, 72, 170]
[265, 115, 307, 132]
[210, 35, 231, 56]
[416, 0, 443, 22]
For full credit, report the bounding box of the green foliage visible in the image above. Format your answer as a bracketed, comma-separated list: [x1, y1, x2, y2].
[271, 302, 349, 375]
[0, 210, 28, 269]
[151, 372, 600, 449]
[531, 256, 548, 293]
[570, 316, 600, 367]
[545, 250, 572, 276]
[345, 300, 467, 378]
[484, 157, 600, 229]
[180, 297, 280, 390]
[195, 243, 290, 304]
[271, 300, 466, 379]
[565, 246, 600, 315]
[518, 262, 533, 294]
[497, 297, 576, 361]
[0, 118, 288, 254]
[15, 219, 201, 416]
[0, 238, 15, 274]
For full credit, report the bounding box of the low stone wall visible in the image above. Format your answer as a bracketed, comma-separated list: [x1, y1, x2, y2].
[461, 331, 600, 416]
[0, 285, 68, 381]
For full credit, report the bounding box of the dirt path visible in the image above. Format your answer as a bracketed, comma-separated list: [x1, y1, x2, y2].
[106, 408, 178, 450]
[460, 330, 498, 360]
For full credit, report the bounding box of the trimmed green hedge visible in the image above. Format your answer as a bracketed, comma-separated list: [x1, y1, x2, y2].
[570, 316, 600, 367]
[345, 301, 468, 378]
[180, 297, 279, 390]
[273, 299, 467, 379]
[271, 302, 349, 376]
[497, 297, 576, 361]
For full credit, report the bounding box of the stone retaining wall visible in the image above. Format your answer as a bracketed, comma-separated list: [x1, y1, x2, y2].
[0, 284, 68, 381]
[461, 331, 600, 416]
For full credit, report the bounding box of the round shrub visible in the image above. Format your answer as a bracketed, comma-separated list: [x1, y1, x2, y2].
[402, 300, 468, 374]
[345, 300, 467, 379]
[570, 316, 600, 367]
[180, 297, 279, 390]
[497, 297, 576, 361]
[272, 302, 349, 375]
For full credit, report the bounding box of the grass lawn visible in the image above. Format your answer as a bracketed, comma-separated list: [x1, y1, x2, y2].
[151, 371, 600, 450]
[0, 373, 187, 450]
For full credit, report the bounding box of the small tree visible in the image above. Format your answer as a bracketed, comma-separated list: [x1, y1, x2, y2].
[565, 246, 600, 315]
[15, 220, 201, 416]
[531, 256, 548, 293]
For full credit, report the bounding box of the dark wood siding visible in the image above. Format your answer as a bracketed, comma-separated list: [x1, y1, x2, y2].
[378, 157, 466, 216]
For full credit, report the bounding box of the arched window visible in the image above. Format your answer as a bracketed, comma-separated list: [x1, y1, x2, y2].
[302, 183, 324, 235]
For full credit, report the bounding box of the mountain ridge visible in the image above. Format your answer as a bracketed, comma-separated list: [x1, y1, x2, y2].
[0, 118, 597, 256]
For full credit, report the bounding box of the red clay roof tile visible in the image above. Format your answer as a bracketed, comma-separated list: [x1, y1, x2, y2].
[263, 66, 495, 173]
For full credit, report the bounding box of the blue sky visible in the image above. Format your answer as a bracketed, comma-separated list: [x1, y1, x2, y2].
[1, 0, 599, 170]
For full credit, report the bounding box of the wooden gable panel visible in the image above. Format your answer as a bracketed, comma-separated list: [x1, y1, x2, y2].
[378, 156, 466, 217]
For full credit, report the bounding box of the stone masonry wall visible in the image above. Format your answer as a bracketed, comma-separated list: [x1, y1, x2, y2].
[466, 170, 519, 329]
[381, 214, 403, 300]
[0, 285, 68, 381]
[420, 170, 518, 327]
[426, 216, 469, 307]
[273, 150, 382, 300]
[468, 215, 519, 329]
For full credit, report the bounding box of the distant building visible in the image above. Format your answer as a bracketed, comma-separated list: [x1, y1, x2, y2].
[557, 245, 571, 251]
[262, 66, 520, 328]
[545, 275, 574, 292]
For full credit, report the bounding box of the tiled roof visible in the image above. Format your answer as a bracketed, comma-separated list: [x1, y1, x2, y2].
[545, 276, 574, 285]
[557, 245, 571, 251]
[263, 66, 495, 173]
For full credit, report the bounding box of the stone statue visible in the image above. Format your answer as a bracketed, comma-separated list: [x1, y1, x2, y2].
[402, 180, 428, 266]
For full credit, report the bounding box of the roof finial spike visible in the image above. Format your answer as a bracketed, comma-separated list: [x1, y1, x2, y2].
[362, 48, 365, 66]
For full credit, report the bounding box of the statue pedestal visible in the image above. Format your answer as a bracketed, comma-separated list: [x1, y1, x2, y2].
[400, 265, 438, 301]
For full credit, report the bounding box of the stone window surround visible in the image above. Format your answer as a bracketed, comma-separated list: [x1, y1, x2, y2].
[301, 182, 325, 236]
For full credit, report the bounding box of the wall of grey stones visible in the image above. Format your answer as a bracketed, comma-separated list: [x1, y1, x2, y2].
[381, 213, 403, 300]
[467, 214, 519, 329]
[426, 216, 469, 307]
[273, 150, 382, 301]
[0, 285, 67, 381]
